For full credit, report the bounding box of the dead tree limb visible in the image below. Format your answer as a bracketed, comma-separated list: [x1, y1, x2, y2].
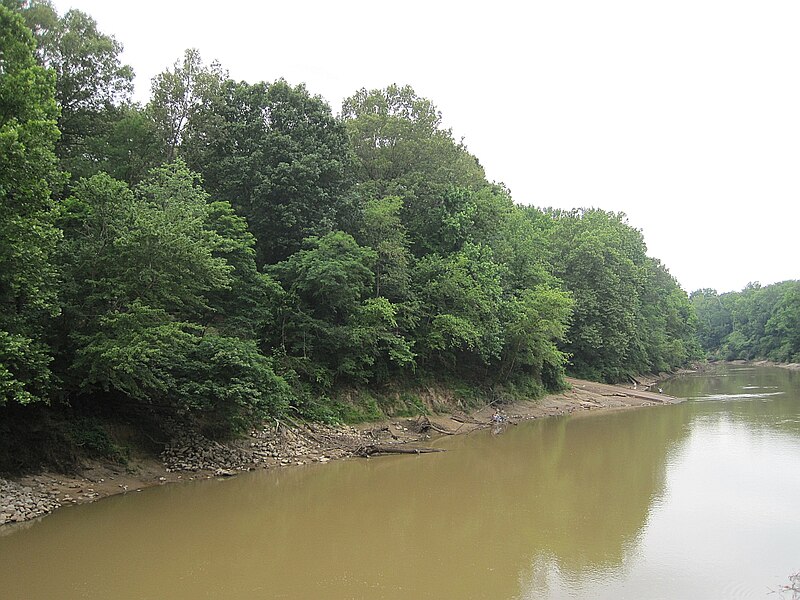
[355, 445, 445, 457]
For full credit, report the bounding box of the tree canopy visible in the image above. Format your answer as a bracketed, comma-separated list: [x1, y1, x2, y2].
[692, 281, 800, 363]
[0, 4, 62, 405]
[0, 3, 704, 460]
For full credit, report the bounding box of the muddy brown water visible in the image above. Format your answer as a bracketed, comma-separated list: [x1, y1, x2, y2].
[1, 364, 799, 599]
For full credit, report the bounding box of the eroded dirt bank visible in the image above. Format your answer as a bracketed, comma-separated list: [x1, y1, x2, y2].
[0, 376, 680, 527]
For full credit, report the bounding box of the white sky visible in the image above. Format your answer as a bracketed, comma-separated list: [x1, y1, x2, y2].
[53, 0, 800, 294]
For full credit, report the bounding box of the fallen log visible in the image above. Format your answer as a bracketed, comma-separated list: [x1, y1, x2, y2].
[428, 422, 457, 435]
[415, 416, 457, 435]
[355, 445, 445, 457]
[450, 412, 483, 425]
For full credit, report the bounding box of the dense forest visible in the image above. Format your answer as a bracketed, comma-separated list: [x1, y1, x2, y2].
[0, 1, 707, 468]
[692, 281, 800, 363]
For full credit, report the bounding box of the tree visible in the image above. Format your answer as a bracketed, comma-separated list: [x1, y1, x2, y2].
[695, 280, 800, 362]
[148, 48, 225, 161]
[84, 103, 164, 185]
[499, 286, 574, 389]
[690, 288, 733, 352]
[74, 304, 290, 432]
[547, 209, 648, 381]
[341, 84, 488, 255]
[637, 258, 700, 371]
[182, 78, 354, 265]
[271, 232, 413, 386]
[16, 1, 134, 179]
[55, 163, 289, 430]
[0, 5, 63, 405]
[764, 283, 800, 362]
[202, 201, 283, 339]
[412, 244, 505, 373]
[354, 196, 413, 301]
[342, 84, 486, 193]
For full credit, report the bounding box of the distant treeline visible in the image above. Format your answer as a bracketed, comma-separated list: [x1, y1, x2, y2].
[692, 281, 800, 363]
[1, 1, 700, 445]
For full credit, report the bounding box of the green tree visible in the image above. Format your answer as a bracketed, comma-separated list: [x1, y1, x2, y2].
[56, 164, 289, 430]
[202, 201, 283, 339]
[342, 84, 488, 255]
[764, 282, 800, 362]
[547, 209, 648, 381]
[499, 286, 574, 390]
[74, 304, 290, 432]
[690, 288, 733, 353]
[354, 196, 413, 301]
[697, 280, 800, 362]
[637, 258, 700, 371]
[182, 78, 354, 265]
[148, 48, 225, 161]
[0, 5, 63, 405]
[412, 244, 504, 373]
[89, 103, 164, 184]
[271, 232, 413, 386]
[16, 1, 134, 180]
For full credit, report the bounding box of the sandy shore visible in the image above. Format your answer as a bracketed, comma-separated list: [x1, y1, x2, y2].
[1, 375, 681, 527]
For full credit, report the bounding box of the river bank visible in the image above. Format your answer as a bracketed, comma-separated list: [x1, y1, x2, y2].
[0, 375, 679, 528]
[749, 359, 800, 371]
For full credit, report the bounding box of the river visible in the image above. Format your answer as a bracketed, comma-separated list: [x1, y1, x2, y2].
[1, 364, 798, 599]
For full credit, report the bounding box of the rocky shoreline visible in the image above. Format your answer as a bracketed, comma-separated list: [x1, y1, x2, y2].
[0, 479, 62, 525]
[1, 375, 679, 528]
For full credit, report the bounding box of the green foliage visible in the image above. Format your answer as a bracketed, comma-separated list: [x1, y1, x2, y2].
[148, 48, 225, 161]
[181, 76, 354, 265]
[57, 164, 232, 322]
[203, 200, 282, 338]
[273, 232, 375, 321]
[547, 209, 698, 381]
[637, 258, 701, 371]
[65, 417, 129, 462]
[0, 332, 53, 405]
[1, 1, 704, 448]
[74, 305, 290, 432]
[55, 163, 292, 432]
[81, 103, 164, 184]
[355, 196, 413, 301]
[413, 244, 504, 369]
[693, 281, 800, 363]
[171, 334, 292, 431]
[0, 5, 62, 405]
[342, 85, 488, 256]
[500, 286, 574, 389]
[271, 232, 414, 386]
[342, 84, 486, 194]
[690, 288, 733, 351]
[18, 1, 135, 180]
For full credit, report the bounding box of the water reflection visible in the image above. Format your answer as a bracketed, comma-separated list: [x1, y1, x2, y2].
[662, 364, 800, 438]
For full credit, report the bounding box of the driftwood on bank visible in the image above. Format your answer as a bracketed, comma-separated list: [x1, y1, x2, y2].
[415, 416, 457, 435]
[354, 445, 445, 457]
[450, 411, 483, 425]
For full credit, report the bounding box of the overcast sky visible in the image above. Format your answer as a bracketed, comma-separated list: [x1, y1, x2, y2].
[52, 0, 800, 294]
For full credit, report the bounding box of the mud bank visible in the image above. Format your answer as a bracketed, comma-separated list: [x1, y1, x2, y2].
[0, 375, 680, 527]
